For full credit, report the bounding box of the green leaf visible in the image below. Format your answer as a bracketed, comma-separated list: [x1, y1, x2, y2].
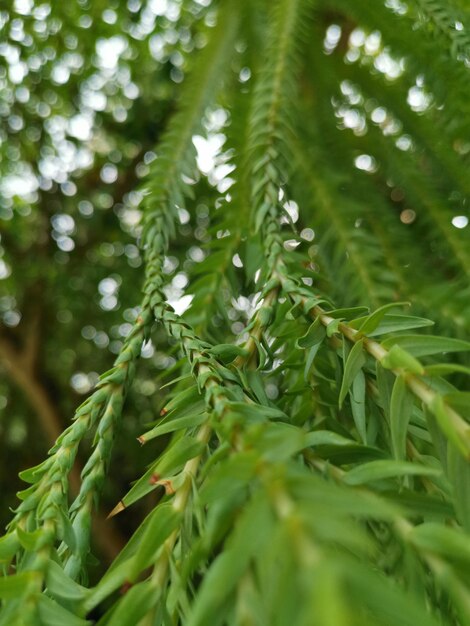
[381, 345, 424, 375]
[187, 494, 273, 626]
[56, 507, 77, 552]
[410, 523, 470, 565]
[296, 318, 325, 349]
[344, 460, 440, 486]
[302, 296, 328, 315]
[105, 581, 158, 626]
[46, 561, 89, 603]
[355, 302, 409, 334]
[307, 562, 349, 626]
[254, 336, 268, 371]
[159, 374, 192, 390]
[242, 239, 264, 282]
[376, 364, 395, 421]
[186, 550, 241, 626]
[152, 435, 205, 479]
[83, 561, 131, 613]
[345, 561, 441, 626]
[425, 363, 470, 377]
[249, 423, 307, 462]
[208, 343, 248, 363]
[444, 391, 470, 417]
[245, 370, 269, 404]
[201, 452, 258, 505]
[0, 533, 20, 562]
[376, 315, 435, 336]
[390, 376, 414, 461]
[18, 459, 52, 484]
[119, 436, 205, 510]
[128, 504, 181, 580]
[339, 339, 365, 408]
[0, 572, 37, 599]
[39, 595, 91, 626]
[304, 341, 324, 380]
[429, 394, 470, 459]
[324, 306, 369, 319]
[227, 401, 287, 424]
[138, 413, 206, 443]
[385, 491, 454, 520]
[424, 409, 448, 469]
[447, 443, 470, 533]
[290, 470, 399, 519]
[382, 335, 470, 357]
[254, 200, 271, 233]
[350, 369, 367, 443]
[105, 504, 166, 578]
[305, 431, 356, 448]
[309, 441, 385, 464]
[163, 384, 202, 416]
[16, 526, 47, 551]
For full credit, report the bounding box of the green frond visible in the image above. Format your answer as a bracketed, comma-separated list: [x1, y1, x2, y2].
[411, 0, 470, 61]
[248, 0, 311, 232]
[324, 0, 470, 125]
[142, 0, 241, 245]
[1, 1, 470, 625]
[292, 154, 397, 307]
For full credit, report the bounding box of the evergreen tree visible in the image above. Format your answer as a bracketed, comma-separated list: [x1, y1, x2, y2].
[1, 0, 470, 624]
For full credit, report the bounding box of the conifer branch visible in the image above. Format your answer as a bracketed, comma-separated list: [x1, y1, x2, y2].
[278, 275, 470, 461]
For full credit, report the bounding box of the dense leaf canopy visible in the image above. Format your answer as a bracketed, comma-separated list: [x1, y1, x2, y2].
[1, 0, 470, 624]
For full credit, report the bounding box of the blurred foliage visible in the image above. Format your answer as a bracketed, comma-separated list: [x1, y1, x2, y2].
[0, 0, 213, 532]
[0, 0, 470, 624]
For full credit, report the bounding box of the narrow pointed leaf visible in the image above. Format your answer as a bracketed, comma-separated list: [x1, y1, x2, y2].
[390, 376, 414, 461]
[344, 460, 440, 486]
[339, 339, 365, 408]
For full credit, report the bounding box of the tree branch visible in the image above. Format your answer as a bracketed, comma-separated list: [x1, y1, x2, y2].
[0, 333, 125, 562]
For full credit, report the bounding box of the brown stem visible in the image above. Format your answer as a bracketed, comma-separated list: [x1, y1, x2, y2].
[0, 335, 62, 444]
